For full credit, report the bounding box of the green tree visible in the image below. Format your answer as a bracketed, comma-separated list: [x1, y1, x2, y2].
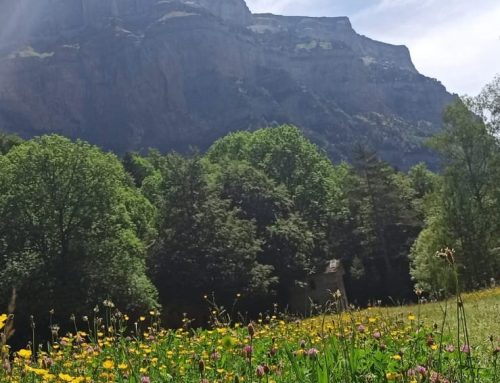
[0, 131, 23, 155]
[406, 163, 439, 219]
[207, 126, 349, 271]
[148, 154, 272, 318]
[211, 161, 293, 230]
[207, 126, 346, 223]
[467, 74, 500, 134]
[210, 161, 315, 301]
[424, 100, 500, 288]
[345, 145, 420, 300]
[0, 135, 158, 328]
[410, 189, 455, 294]
[206, 126, 354, 306]
[122, 151, 156, 187]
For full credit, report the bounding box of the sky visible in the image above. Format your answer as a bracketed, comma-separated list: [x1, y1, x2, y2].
[246, 0, 500, 96]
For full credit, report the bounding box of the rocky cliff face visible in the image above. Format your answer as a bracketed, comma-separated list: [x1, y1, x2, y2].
[0, 0, 454, 168]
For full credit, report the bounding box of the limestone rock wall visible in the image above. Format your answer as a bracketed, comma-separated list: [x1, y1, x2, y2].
[0, 0, 455, 169]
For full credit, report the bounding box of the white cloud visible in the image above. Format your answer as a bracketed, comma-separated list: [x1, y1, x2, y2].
[245, 0, 500, 95]
[246, 0, 361, 17]
[246, 0, 300, 14]
[409, 7, 500, 95]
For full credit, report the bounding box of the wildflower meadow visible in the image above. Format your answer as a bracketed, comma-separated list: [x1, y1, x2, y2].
[0, 287, 498, 383]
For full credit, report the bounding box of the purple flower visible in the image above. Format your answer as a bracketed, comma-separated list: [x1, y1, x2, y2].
[256, 365, 266, 378]
[307, 348, 319, 358]
[141, 376, 150, 383]
[416, 365, 427, 375]
[407, 368, 416, 377]
[444, 344, 455, 353]
[268, 347, 278, 357]
[357, 325, 366, 333]
[243, 345, 253, 358]
[372, 331, 381, 339]
[210, 351, 221, 361]
[42, 356, 54, 369]
[460, 344, 471, 354]
[2, 359, 11, 373]
[430, 372, 440, 383]
[430, 372, 450, 383]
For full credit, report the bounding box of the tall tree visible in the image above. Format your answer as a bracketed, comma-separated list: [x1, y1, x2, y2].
[467, 75, 500, 135]
[410, 187, 456, 294]
[148, 154, 272, 319]
[345, 145, 420, 301]
[0, 135, 158, 329]
[424, 99, 500, 288]
[207, 125, 349, 271]
[122, 151, 156, 187]
[0, 131, 23, 155]
[210, 161, 315, 302]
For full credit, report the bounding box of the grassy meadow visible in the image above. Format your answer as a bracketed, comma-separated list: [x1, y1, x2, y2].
[0, 288, 498, 383]
[379, 288, 500, 351]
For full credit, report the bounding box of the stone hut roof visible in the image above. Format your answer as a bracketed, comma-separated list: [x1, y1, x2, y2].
[324, 259, 343, 274]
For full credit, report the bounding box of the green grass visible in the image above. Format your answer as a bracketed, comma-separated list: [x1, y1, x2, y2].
[0, 288, 498, 382]
[373, 287, 500, 350]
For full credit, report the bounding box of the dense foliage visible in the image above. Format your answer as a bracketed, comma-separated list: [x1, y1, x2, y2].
[0, 136, 158, 334]
[410, 78, 500, 293]
[341, 145, 422, 302]
[0, 78, 499, 341]
[147, 154, 271, 320]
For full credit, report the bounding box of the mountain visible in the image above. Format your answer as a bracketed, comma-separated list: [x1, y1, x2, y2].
[0, 0, 454, 168]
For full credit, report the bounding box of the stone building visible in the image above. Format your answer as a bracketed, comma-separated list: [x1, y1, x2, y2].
[290, 259, 348, 314]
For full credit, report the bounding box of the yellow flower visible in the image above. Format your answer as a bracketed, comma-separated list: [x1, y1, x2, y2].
[118, 363, 128, 370]
[18, 348, 32, 359]
[386, 372, 401, 380]
[58, 373, 74, 382]
[0, 314, 7, 330]
[102, 359, 114, 370]
[408, 314, 416, 321]
[392, 354, 402, 361]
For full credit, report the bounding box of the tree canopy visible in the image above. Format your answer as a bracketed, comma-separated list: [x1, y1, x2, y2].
[0, 135, 158, 330]
[411, 78, 500, 292]
[1, 81, 500, 335]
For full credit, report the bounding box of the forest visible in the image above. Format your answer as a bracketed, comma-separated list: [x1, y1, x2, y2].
[0, 78, 499, 338]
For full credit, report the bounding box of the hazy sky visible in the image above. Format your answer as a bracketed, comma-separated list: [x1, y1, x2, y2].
[246, 0, 500, 96]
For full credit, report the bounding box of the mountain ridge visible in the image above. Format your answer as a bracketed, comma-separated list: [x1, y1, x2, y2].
[0, 0, 455, 168]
